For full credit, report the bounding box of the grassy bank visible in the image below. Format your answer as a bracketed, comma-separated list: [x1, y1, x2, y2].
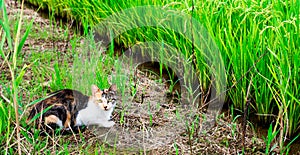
[25, 0, 299, 137]
[1, 0, 299, 154]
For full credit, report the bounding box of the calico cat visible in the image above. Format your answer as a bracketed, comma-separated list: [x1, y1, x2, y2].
[26, 84, 117, 134]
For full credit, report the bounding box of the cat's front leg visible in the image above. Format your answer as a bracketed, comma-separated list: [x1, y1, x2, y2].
[86, 119, 115, 127]
[101, 120, 115, 127]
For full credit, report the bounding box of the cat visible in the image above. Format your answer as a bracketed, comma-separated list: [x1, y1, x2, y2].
[26, 84, 117, 134]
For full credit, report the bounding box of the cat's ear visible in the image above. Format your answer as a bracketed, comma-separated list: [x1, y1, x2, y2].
[91, 85, 102, 96]
[108, 84, 117, 92]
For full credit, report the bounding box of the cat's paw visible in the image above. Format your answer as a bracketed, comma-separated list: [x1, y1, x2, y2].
[102, 121, 115, 128]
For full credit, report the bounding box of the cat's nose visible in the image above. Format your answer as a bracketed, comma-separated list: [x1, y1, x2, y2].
[104, 106, 108, 109]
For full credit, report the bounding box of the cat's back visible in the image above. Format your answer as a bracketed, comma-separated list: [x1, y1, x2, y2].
[27, 89, 89, 121]
[43, 89, 89, 105]
[36, 89, 87, 106]
[48, 89, 83, 101]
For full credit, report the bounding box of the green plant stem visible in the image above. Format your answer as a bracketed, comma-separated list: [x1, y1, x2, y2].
[11, 0, 25, 154]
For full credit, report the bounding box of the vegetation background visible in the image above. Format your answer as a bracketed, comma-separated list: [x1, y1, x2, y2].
[0, 0, 299, 154]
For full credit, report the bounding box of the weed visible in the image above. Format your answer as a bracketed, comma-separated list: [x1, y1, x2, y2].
[263, 124, 279, 155]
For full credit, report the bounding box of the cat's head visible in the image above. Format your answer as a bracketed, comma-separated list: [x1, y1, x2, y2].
[91, 84, 117, 111]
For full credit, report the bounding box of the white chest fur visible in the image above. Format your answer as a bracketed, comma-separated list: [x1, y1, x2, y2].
[75, 100, 115, 128]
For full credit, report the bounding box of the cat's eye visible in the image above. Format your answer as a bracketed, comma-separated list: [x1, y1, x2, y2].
[97, 99, 103, 103]
[108, 98, 115, 102]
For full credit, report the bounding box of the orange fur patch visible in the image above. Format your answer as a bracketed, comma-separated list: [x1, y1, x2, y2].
[44, 115, 59, 124]
[65, 95, 73, 99]
[64, 111, 71, 128]
[95, 92, 102, 99]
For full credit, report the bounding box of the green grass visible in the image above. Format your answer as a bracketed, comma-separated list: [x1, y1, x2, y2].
[61, 0, 299, 138]
[1, 0, 300, 154]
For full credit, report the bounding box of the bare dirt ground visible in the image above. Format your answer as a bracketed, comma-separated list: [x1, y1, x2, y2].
[2, 0, 286, 154]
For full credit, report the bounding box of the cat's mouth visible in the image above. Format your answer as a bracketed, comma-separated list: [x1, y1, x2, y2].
[103, 107, 109, 111]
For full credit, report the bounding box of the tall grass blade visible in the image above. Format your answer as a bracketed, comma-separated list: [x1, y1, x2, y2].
[17, 18, 34, 54]
[0, 0, 13, 51]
